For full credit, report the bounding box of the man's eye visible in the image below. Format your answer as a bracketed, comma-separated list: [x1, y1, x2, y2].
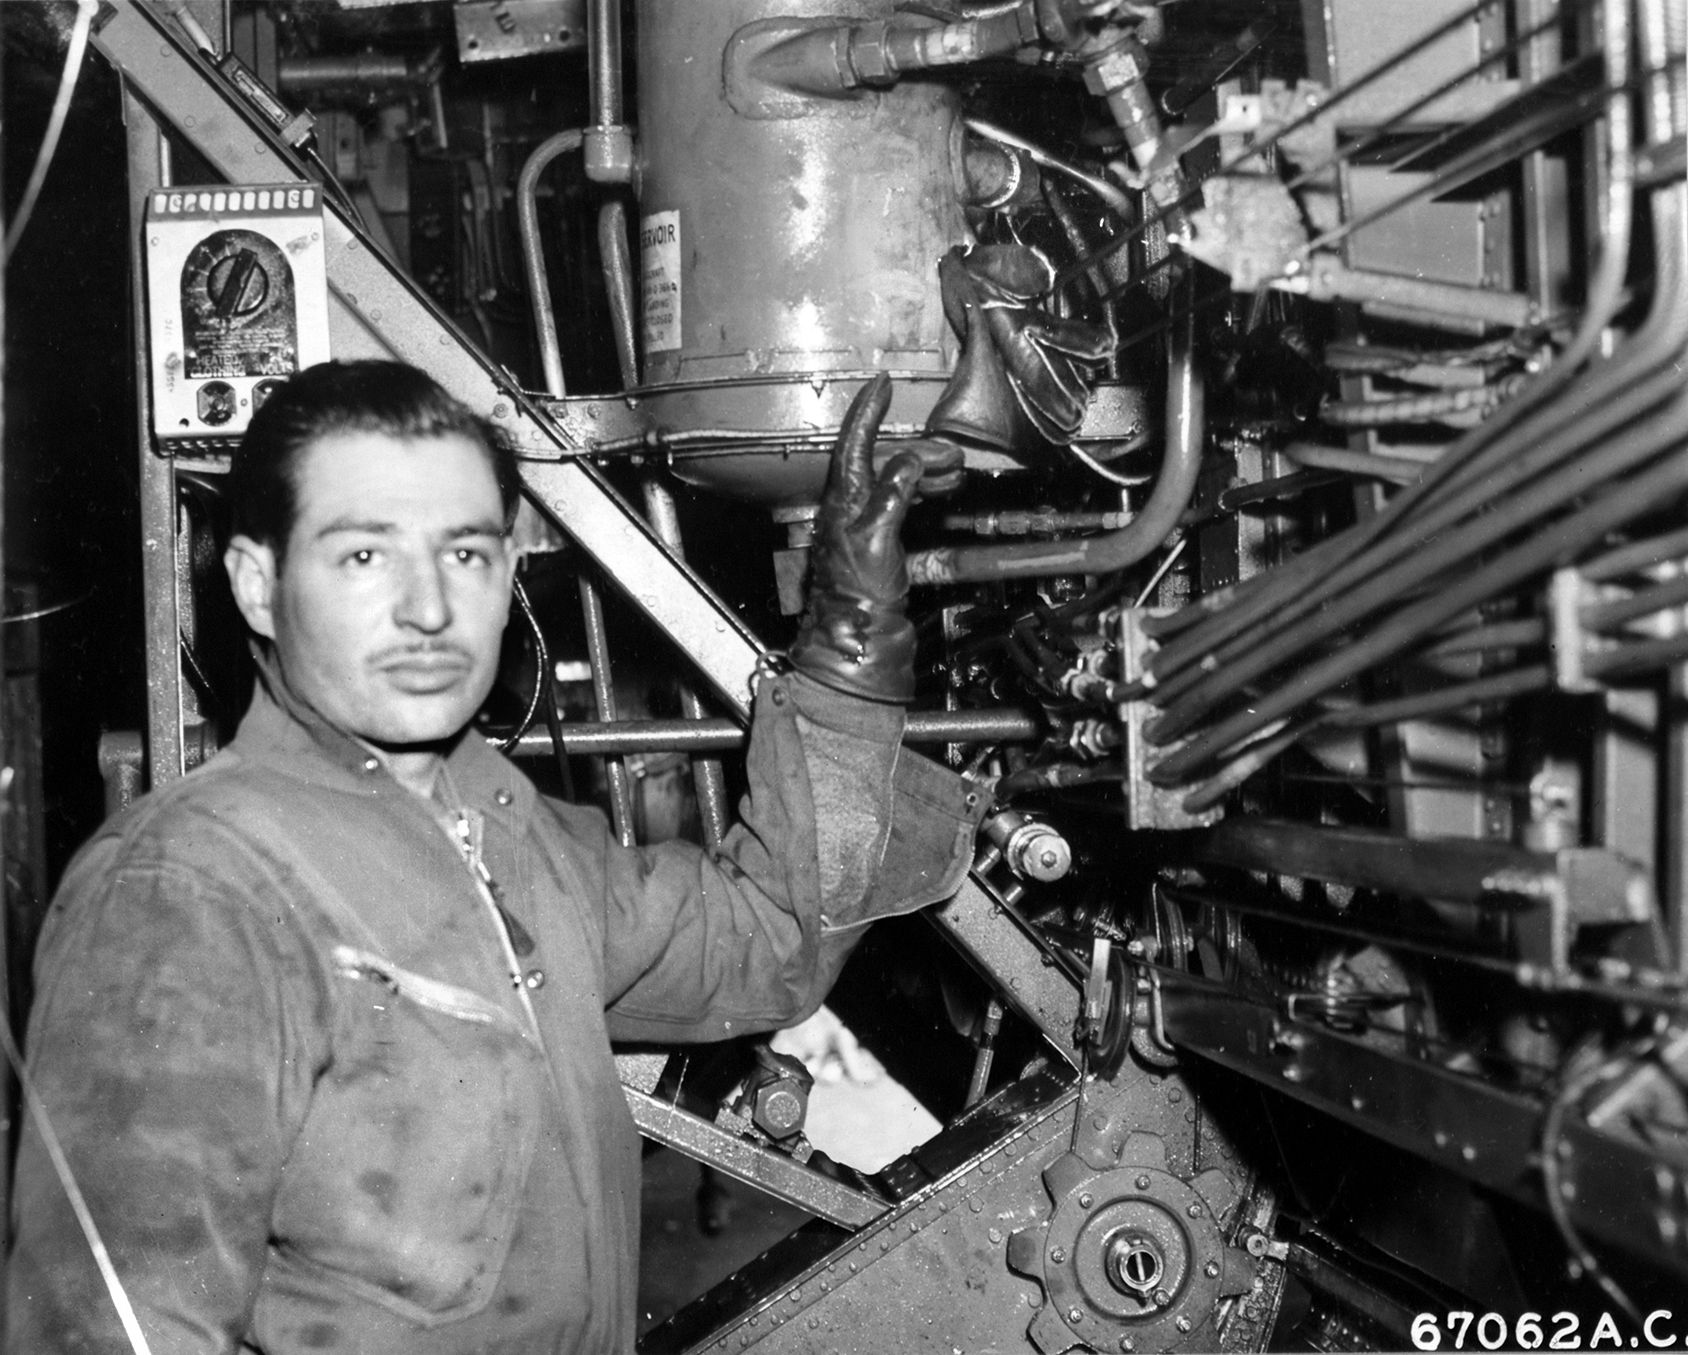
[453, 547, 492, 567]
[342, 548, 380, 567]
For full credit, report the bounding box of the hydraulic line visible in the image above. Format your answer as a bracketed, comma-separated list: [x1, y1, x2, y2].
[906, 283, 1203, 586]
[1150, 347, 1688, 716]
[1587, 573, 1688, 631]
[1144, 0, 1645, 675]
[1151, 371, 1688, 742]
[516, 129, 587, 397]
[1411, 570, 1688, 661]
[1151, 395, 1688, 785]
[1050, 0, 1535, 293]
[588, 0, 622, 128]
[1423, 617, 1545, 659]
[1151, 334, 1673, 685]
[598, 200, 639, 390]
[1279, 442, 1425, 484]
[1281, 5, 1587, 207]
[1185, 627, 1688, 811]
[1584, 522, 1688, 581]
[1150, 186, 1682, 700]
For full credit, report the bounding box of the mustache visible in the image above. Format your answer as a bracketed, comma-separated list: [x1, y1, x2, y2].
[369, 641, 476, 665]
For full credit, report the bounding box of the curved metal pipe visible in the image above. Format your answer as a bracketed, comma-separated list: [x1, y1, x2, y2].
[907, 291, 1203, 586]
[516, 128, 586, 398]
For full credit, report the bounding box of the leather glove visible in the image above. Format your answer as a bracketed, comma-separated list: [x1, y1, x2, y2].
[926, 243, 1113, 451]
[788, 372, 925, 703]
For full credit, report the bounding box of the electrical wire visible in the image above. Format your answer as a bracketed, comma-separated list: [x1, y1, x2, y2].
[498, 578, 549, 755]
[965, 118, 1134, 220]
[1065, 441, 1147, 487]
[1282, 7, 1598, 227]
[4, 0, 98, 262]
[0, 1014, 154, 1355]
[1134, 536, 1188, 609]
[2, 588, 93, 625]
[1540, 1037, 1651, 1329]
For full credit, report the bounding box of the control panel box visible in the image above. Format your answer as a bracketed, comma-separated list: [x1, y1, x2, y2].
[145, 184, 330, 447]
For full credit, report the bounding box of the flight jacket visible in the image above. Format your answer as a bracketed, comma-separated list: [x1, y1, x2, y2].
[5, 656, 985, 1354]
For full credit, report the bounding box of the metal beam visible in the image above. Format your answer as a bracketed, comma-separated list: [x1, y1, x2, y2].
[623, 1087, 887, 1231]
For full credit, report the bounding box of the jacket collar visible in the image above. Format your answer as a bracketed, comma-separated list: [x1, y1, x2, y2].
[231, 643, 535, 825]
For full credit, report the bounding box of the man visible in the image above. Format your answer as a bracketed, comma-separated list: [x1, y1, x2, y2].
[6, 360, 983, 1353]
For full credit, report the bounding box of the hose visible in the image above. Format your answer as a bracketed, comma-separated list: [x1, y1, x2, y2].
[1149, 354, 1688, 722]
[1142, 0, 1643, 680]
[906, 280, 1203, 586]
[1151, 393, 1688, 785]
[1149, 178, 1683, 706]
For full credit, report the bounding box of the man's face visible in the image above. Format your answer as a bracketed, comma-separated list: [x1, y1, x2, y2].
[226, 429, 516, 749]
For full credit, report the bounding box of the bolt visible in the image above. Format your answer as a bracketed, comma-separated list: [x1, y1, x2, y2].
[1120, 1340, 1136, 1352]
[1153, 1287, 1171, 1307]
[1205, 1260, 1221, 1278]
[1069, 1308, 1085, 1324]
[1050, 1247, 1066, 1263]
[1187, 1204, 1202, 1218]
[988, 1227, 1002, 1244]
[1176, 1316, 1193, 1334]
[1079, 1193, 1094, 1209]
[1135, 1175, 1152, 1190]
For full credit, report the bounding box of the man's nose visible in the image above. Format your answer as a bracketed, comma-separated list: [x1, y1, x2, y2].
[395, 557, 452, 632]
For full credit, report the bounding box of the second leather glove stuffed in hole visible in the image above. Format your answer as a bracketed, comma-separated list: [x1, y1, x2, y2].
[926, 243, 1114, 453]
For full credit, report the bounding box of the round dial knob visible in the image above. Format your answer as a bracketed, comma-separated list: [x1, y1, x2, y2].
[205, 249, 269, 319]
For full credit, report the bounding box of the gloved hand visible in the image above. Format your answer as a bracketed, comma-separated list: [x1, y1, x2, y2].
[926, 243, 1113, 451]
[788, 372, 925, 703]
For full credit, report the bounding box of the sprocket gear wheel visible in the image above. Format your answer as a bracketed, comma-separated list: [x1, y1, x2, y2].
[1006, 1128, 1255, 1353]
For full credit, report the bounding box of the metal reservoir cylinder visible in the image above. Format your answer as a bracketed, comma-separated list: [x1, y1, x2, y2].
[633, 0, 970, 506]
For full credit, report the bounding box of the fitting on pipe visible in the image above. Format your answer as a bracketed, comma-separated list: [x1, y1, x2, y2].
[583, 124, 635, 184]
[984, 809, 1074, 883]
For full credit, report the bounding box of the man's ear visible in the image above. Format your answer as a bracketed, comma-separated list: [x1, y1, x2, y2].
[225, 535, 279, 640]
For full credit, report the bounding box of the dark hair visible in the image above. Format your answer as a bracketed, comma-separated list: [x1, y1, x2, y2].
[227, 360, 521, 561]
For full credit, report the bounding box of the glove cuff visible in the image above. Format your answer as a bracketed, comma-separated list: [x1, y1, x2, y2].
[789, 598, 916, 703]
